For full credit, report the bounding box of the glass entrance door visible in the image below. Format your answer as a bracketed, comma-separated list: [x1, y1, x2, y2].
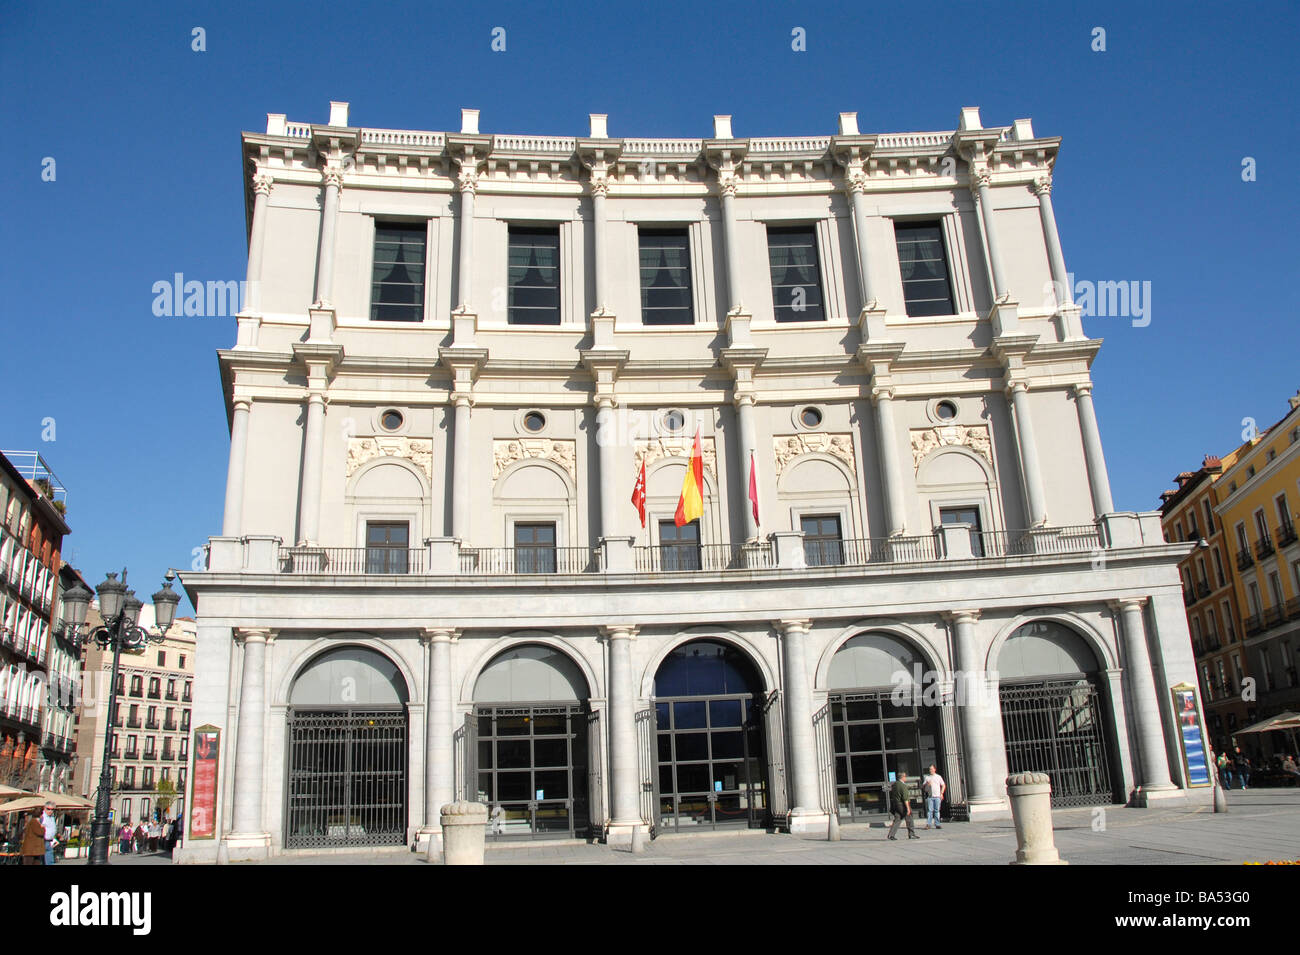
[829, 691, 942, 820]
[474, 704, 588, 838]
[654, 694, 767, 830]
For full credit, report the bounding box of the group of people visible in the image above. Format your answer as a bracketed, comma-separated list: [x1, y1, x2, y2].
[887, 764, 947, 840]
[117, 816, 180, 855]
[1214, 745, 1300, 789]
[5, 802, 68, 865]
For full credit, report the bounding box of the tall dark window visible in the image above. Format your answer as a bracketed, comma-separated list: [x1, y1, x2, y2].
[658, 520, 701, 571]
[508, 227, 561, 325]
[767, 226, 824, 322]
[370, 222, 427, 322]
[939, 506, 984, 557]
[800, 515, 843, 566]
[366, 522, 410, 574]
[895, 221, 954, 317]
[513, 523, 557, 574]
[639, 229, 693, 325]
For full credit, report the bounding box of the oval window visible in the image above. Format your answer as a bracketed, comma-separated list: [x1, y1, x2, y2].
[800, 407, 823, 428]
[380, 409, 404, 431]
[523, 411, 547, 433]
[663, 409, 686, 433]
[935, 400, 957, 421]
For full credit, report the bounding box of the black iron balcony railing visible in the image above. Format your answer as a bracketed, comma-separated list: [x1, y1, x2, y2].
[1256, 535, 1275, 559]
[145, 719, 159, 729]
[126, 717, 141, 728]
[181, 690, 191, 703]
[1279, 520, 1298, 548]
[1196, 579, 1211, 598]
[147, 689, 160, 699]
[163, 719, 177, 731]
[461, 546, 599, 575]
[633, 541, 777, 573]
[1244, 613, 1264, 637]
[123, 749, 138, 760]
[1263, 605, 1283, 629]
[1237, 549, 1255, 570]
[141, 751, 157, 761]
[1183, 588, 1196, 607]
[278, 546, 426, 575]
[128, 685, 142, 698]
[164, 690, 178, 701]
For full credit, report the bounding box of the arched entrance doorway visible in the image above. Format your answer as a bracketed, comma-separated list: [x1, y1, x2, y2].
[997, 621, 1119, 808]
[824, 632, 946, 820]
[284, 645, 409, 849]
[470, 644, 595, 839]
[652, 640, 769, 831]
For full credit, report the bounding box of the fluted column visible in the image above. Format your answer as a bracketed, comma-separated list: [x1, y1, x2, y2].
[777, 619, 824, 821]
[246, 175, 272, 313]
[456, 170, 477, 309]
[1033, 176, 1071, 307]
[946, 610, 999, 804]
[451, 394, 472, 540]
[221, 399, 251, 536]
[736, 395, 759, 540]
[1007, 380, 1048, 527]
[230, 629, 271, 837]
[871, 384, 907, 535]
[719, 176, 743, 310]
[1114, 598, 1174, 791]
[846, 173, 878, 307]
[423, 628, 456, 829]
[1073, 383, 1115, 517]
[297, 391, 327, 545]
[602, 625, 642, 840]
[973, 173, 1009, 301]
[313, 166, 342, 308]
[596, 397, 617, 537]
[591, 177, 610, 312]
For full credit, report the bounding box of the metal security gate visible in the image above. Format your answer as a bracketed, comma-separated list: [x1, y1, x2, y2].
[762, 690, 788, 825]
[1000, 678, 1116, 808]
[813, 702, 836, 815]
[285, 708, 408, 848]
[635, 708, 657, 837]
[587, 710, 605, 837]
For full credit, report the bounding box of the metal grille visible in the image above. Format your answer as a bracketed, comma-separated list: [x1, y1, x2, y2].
[939, 699, 969, 819]
[587, 710, 605, 836]
[635, 707, 657, 837]
[284, 708, 408, 848]
[999, 678, 1116, 808]
[813, 702, 836, 813]
[762, 690, 788, 822]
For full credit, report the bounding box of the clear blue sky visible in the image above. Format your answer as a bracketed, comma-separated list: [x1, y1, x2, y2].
[2, 0, 1296, 613]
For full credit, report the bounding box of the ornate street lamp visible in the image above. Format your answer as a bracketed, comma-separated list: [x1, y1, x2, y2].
[60, 569, 180, 865]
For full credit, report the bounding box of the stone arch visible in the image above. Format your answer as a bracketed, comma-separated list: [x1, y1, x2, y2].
[493, 459, 576, 501]
[915, 445, 1005, 535]
[459, 631, 602, 705]
[275, 633, 420, 706]
[638, 627, 776, 700]
[472, 643, 591, 704]
[776, 452, 856, 494]
[984, 611, 1117, 676]
[916, 446, 995, 486]
[814, 619, 947, 690]
[347, 457, 431, 499]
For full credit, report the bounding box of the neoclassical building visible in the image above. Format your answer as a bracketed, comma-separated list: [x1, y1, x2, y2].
[178, 102, 1204, 861]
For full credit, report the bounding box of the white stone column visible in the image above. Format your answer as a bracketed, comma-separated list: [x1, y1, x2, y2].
[603, 625, 642, 845]
[736, 395, 759, 540]
[423, 628, 456, 843]
[221, 399, 251, 537]
[246, 175, 272, 314]
[591, 177, 610, 312]
[846, 174, 878, 307]
[596, 397, 617, 537]
[228, 629, 271, 850]
[1114, 598, 1175, 793]
[451, 394, 472, 540]
[871, 385, 907, 535]
[456, 170, 477, 309]
[313, 166, 342, 308]
[776, 619, 827, 833]
[1073, 383, 1115, 517]
[297, 391, 327, 545]
[719, 176, 743, 310]
[946, 610, 1002, 810]
[1033, 176, 1071, 307]
[1007, 380, 1048, 527]
[973, 173, 1009, 300]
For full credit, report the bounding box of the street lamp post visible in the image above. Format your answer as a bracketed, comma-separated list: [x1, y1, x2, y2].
[60, 569, 180, 866]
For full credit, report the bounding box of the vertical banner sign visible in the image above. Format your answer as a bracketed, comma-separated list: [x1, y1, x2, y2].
[189, 725, 221, 839]
[1170, 684, 1211, 787]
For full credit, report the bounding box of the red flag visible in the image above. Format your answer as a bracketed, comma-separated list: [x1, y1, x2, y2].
[748, 450, 759, 527]
[631, 458, 647, 528]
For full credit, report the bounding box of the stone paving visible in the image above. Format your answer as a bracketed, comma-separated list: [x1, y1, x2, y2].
[103, 789, 1300, 866]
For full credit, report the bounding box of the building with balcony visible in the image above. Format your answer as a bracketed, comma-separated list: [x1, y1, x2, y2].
[1212, 392, 1300, 757]
[72, 609, 195, 826]
[0, 450, 78, 793]
[178, 102, 1204, 862]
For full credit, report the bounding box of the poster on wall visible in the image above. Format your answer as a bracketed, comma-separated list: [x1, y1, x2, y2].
[1170, 684, 1211, 787]
[189, 725, 221, 839]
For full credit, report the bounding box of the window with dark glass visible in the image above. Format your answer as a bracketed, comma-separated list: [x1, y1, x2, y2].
[513, 523, 557, 574]
[939, 506, 984, 557]
[894, 221, 955, 317]
[639, 229, 693, 325]
[366, 522, 410, 574]
[370, 222, 427, 322]
[508, 227, 561, 325]
[156, 651, 165, 667]
[800, 515, 843, 566]
[767, 226, 824, 322]
[659, 520, 701, 571]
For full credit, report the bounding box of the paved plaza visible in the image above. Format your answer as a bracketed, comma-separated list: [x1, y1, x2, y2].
[98, 789, 1300, 866]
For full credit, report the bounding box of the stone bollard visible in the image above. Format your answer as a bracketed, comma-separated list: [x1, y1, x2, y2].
[1006, 772, 1067, 865]
[440, 801, 488, 865]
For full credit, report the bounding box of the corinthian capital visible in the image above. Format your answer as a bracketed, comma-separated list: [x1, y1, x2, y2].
[590, 176, 610, 199]
[719, 175, 739, 199]
[457, 168, 478, 194]
[252, 174, 273, 196]
[321, 165, 344, 190]
[1032, 175, 1052, 197]
[972, 171, 992, 191]
[845, 172, 869, 196]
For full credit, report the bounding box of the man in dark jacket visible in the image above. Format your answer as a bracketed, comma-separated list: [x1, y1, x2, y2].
[887, 772, 919, 840]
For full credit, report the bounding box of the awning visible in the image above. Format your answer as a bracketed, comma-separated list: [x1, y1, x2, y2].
[1236, 711, 1300, 734]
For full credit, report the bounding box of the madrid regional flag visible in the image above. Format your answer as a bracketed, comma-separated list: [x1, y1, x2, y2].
[675, 428, 704, 527]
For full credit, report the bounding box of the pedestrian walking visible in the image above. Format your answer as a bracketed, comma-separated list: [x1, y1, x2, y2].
[147, 818, 160, 853]
[118, 822, 133, 854]
[1216, 751, 1234, 789]
[19, 813, 45, 865]
[134, 822, 146, 853]
[40, 802, 59, 866]
[887, 772, 919, 840]
[1234, 748, 1252, 790]
[922, 764, 946, 829]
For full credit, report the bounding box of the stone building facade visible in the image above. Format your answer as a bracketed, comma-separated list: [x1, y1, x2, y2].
[179, 102, 1204, 861]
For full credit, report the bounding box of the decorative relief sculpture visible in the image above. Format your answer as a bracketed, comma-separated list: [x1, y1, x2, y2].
[635, 437, 717, 480]
[492, 438, 577, 482]
[346, 436, 434, 479]
[910, 425, 992, 469]
[772, 433, 856, 479]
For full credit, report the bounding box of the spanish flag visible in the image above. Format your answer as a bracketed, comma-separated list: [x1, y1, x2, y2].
[675, 428, 704, 526]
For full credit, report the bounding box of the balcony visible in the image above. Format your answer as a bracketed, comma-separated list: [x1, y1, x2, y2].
[1263, 605, 1284, 629]
[1183, 588, 1196, 607]
[1196, 579, 1211, 599]
[145, 719, 159, 730]
[462, 546, 600, 575]
[1237, 549, 1255, 571]
[128, 686, 142, 698]
[181, 690, 191, 703]
[161, 749, 175, 761]
[126, 717, 141, 729]
[142, 751, 157, 761]
[123, 750, 139, 760]
[165, 690, 178, 701]
[163, 719, 177, 731]
[147, 689, 160, 700]
[278, 546, 427, 575]
[1256, 535, 1276, 559]
[1279, 520, 1298, 548]
[1244, 614, 1264, 637]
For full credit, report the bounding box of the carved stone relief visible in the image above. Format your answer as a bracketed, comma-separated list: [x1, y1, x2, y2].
[493, 438, 577, 482]
[346, 436, 434, 479]
[635, 437, 717, 480]
[910, 425, 993, 469]
[772, 433, 856, 480]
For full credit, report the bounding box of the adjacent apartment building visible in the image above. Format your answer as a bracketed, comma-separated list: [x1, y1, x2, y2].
[179, 102, 1204, 861]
